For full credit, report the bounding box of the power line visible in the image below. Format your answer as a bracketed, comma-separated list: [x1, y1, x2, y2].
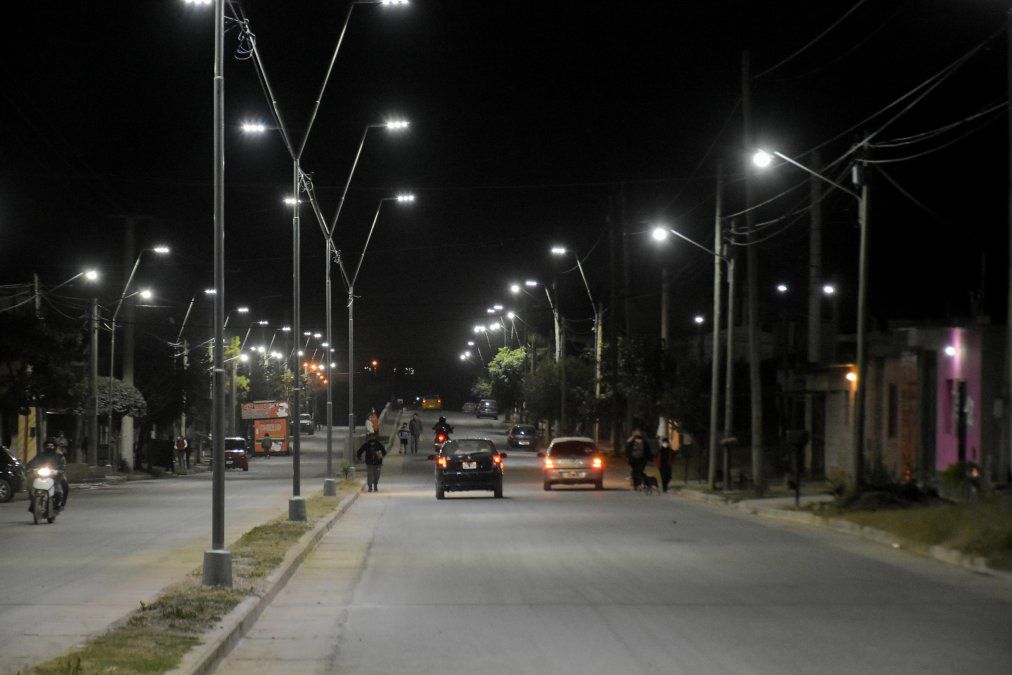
[754, 0, 871, 80]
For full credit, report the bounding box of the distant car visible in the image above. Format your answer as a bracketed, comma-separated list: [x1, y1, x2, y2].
[475, 399, 499, 420]
[224, 437, 249, 471]
[461, 401, 476, 413]
[0, 446, 25, 503]
[299, 413, 314, 434]
[422, 394, 443, 410]
[431, 438, 506, 499]
[539, 436, 603, 490]
[506, 424, 538, 450]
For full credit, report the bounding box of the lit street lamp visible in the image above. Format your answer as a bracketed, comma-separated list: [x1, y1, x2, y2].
[754, 147, 869, 489]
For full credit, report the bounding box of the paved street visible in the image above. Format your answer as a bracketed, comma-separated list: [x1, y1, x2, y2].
[0, 431, 352, 675]
[218, 410, 1012, 675]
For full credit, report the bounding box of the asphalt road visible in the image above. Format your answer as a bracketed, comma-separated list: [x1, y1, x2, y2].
[218, 410, 1012, 675]
[0, 428, 352, 675]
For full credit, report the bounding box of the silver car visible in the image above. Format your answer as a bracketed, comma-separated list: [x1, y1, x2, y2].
[538, 436, 604, 490]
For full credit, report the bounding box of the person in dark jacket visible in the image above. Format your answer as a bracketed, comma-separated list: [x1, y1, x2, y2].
[657, 437, 675, 492]
[408, 414, 423, 454]
[624, 429, 653, 490]
[27, 441, 69, 510]
[356, 433, 387, 492]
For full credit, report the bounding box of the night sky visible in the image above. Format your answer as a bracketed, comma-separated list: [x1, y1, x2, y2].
[2, 0, 1009, 396]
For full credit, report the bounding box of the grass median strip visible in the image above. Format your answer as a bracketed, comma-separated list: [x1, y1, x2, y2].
[31, 481, 358, 675]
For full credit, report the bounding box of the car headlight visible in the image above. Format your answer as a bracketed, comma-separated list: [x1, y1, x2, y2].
[37, 467, 53, 478]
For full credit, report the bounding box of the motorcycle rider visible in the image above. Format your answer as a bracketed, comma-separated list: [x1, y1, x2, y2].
[27, 440, 69, 511]
[432, 416, 454, 436]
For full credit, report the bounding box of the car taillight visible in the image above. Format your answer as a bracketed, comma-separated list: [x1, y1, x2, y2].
[437, 399, 442, 404]
[592, 457, 603, 469]
[493, 454, 502, 465]
[544, 458, 554, 469]
[438, 456, 447, 468]
[422, 399, 427, 405]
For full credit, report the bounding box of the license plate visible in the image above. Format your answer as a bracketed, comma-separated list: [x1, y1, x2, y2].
[463, 461, 477, 470]
[518, 440, 530, 445]
[563, 471, 585, 478]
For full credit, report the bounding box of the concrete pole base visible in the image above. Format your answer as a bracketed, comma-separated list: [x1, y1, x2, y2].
[289, 496, 308, 521]
[202, 549, 233, 587]
[323, 478, 337, 496]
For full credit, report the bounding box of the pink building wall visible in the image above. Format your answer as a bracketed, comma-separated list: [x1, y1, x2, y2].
[935, 328, 982, 470]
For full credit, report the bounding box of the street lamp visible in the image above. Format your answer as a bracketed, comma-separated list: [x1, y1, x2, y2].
[106, 245, 169, 475]
[240, 121, 268, 134]
[345, 193, 415, 478]
[755, 147, 869, 490]
[550, 244, 601, 442]
[652, 222, 732, 490]
[776, 283, 789, 294]
[822, 283, 836, 296]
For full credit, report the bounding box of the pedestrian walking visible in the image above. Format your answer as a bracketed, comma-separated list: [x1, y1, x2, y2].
[260, 432, 272, 459]
[408, 413, 422, 454]
[625, 429, 652, 490]
[356, 432, 387, 492]
[657, 437, 674, 493]
[175, 435, 188, 473]
[369, 407, 380, 437]
[397, 423, 409, 454]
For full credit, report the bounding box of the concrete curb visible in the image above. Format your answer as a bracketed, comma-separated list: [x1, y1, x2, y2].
[670, 487, 1012, 583]
[170, 487, 361, 675]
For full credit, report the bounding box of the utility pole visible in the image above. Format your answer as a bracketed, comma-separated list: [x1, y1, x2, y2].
[851, 149, 870, 491]
[594, 302, 603, 447]
[324, 239, 336, 497]
[707, 164, 725, 490]
[805, 150, 823, 474]
[202, 0, 231, 587]
[660, 267, 670, 350]
[608, 197, 620, 454]
[89, 299, 99, 467]
[621, 183, 633, 435]
[120, 218, 136, 472]
[742, 51, 765, 495]
[290, 158, 305, 521]
[1005, 8, 1012, 484]
[559, 317, 566, 435]
[723, 249, 737, 489]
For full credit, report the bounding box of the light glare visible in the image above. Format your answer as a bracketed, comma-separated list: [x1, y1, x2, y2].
[752, 149, 774, 168]
[651, 226, 669, 242]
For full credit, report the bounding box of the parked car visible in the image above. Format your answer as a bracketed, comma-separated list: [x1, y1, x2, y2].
[475, 399, 499, 420]
[422, 394, 443, 410]
[430, 438, 506, 499]
[299, 413, 314, 435]
[506, 424, 538, 450]
[224, 437, 249, 471]
[0, 446, 25, 503]
[461, 401, 476, 413]
[539, 436, 603, 490]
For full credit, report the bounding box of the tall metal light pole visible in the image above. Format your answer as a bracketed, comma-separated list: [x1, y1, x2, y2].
[651, 224, 729, 489]
[551, 246, 601, 444]
[201, 0, 231, 587]
[753, 148, 868, 490]
[344, 193, 415, 458]
[107, 247, 166, 468]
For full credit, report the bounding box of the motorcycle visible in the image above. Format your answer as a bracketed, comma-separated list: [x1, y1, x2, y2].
[30, 466, 62, 525]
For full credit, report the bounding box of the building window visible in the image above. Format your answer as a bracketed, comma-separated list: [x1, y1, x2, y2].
[887, 383, 898, 439]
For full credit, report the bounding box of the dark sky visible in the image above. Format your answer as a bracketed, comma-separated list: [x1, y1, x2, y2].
[2, 0, 1009, 395]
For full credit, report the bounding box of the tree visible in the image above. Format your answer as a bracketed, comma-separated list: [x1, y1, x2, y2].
[85, 378, 147, 418]
[486, 346, 527, 409]
[522, 354, 595, 433]
[0, 312, 84, 413]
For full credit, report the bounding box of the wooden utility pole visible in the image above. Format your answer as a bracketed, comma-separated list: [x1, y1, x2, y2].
[742, 51, 765, 494]
[660, 267, 670, 350]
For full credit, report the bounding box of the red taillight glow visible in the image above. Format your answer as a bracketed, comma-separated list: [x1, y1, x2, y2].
[544, 458, 554, 469]
[437, 456, 447, 468]
[592, 457, 603, 469]
[437, 433, 447, 443]
[437, 399, 442, 404]
[493, 454, 502, 465]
